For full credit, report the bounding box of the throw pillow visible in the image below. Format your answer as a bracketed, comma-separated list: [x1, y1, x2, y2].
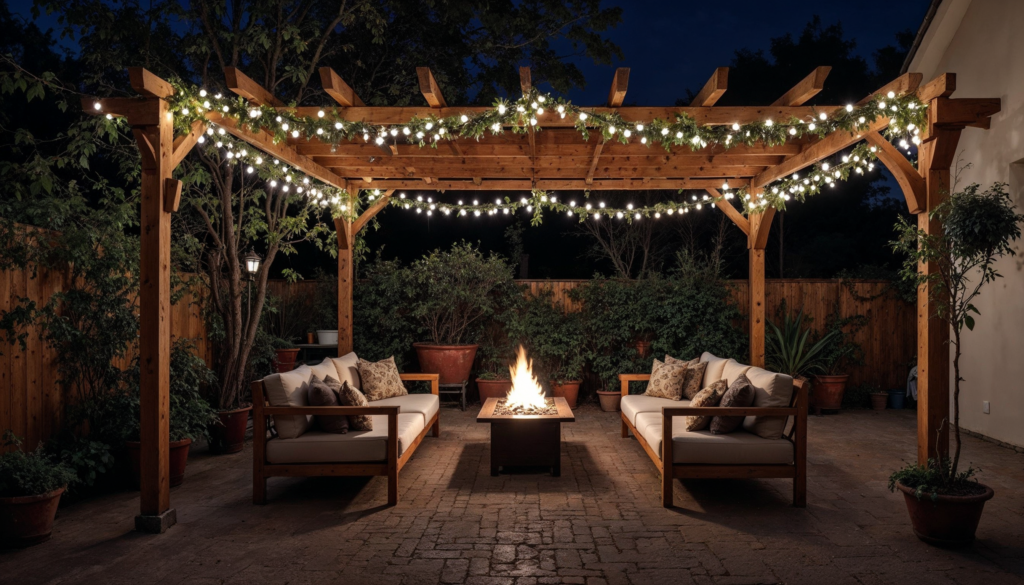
[710, 373, 755, 434]
[684, 379, 728, 432]
[664, 355, 698, 367]
[261, 366, 314, 439]
[336, 380, 373, 431]
[681, 361, 709, 400]
[643, 359, 689, 401]
[357, 356, 407, 401]
[741, 367, 795, 439]
[307, 375, 349, 434]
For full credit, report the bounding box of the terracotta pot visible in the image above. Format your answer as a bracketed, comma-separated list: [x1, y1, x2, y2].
[812, 374, 849, 412]
[476, 378, 512, 402]
[0, 487, 65, 548]
[870, 393, 888, 411]
[209, 406, 252, 454]
[551, 381, 581, 409]
[597, 390, 622, 412]
[273, 348, 300, 373]
[633, 340, 652, 359]
[897, 481, 994, 547]
[415, 343, 478, 385]
[126, 438, 192, 488]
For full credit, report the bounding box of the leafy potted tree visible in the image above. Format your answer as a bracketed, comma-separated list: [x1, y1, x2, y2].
[409, 243, 515, 385]
[888, 182, 1022, 546]
[520, 291, 587, 408]
[115, 340, 219, 484]
[0, 432, 77, 548]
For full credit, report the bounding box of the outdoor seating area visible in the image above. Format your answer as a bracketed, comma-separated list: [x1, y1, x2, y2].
[3, 1, 1024, 583]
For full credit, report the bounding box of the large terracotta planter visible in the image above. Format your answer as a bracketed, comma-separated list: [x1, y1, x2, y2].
[476, 378, 512, 402]
[209, 406, 252, 454]
[273, 348, 300, 373]
[0, 487, 65, 548]
[126, 438, 192, 488]
[812, 374, 849, 412]
[415, 343, 478, 385]
[897, 481, 994, 547]
[551, 381, 581, 409]
[597, 390, 622, 412]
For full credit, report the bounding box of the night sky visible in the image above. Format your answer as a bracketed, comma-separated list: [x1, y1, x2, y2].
[9, 0, 934, 279]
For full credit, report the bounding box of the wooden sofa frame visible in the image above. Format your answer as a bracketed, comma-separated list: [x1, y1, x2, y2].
[251, 373, 440, 506]
[619, 374, 808, 508]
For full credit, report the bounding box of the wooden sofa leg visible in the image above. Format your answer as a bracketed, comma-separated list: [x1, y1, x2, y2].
[253, 475, 267, 505]
[794, 470, 806, 508]
[661, 467, 673, 508]
[432, 416, 440, 438]
[388, 469, 399, 506]
[621, 418, 628, 438]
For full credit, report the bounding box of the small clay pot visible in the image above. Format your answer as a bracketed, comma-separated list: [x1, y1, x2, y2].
[870, 392, 888, 411]
[897, 481, 994, 547]
[551, 381, 581, 409]
[596, 390, 622, 412]
[0, 487, 65, 548]
[476, 378, 512, 402]
[209, 406, 252, 454]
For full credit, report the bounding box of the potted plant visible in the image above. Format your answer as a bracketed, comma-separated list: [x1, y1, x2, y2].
[766, 306, 837, 394]
[521, 292, 587, 408]
[809, 307, 865, 413]
[271, 337, 300, 373]
[0, 432, 77, 548]
[887, 182, 1022, 546]
[308, 271, 339, 346]
[870, 390, 889, 411]
[114, 340, 220, 484]
[408, 243, 515, 385]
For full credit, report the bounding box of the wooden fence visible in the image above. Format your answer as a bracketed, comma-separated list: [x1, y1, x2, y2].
[0, 262, 211, 451]
[2, 272, 913, 451]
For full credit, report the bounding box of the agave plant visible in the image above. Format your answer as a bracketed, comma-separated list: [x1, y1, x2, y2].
[765, 310, 838, 379]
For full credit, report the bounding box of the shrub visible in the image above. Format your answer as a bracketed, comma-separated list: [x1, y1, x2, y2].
[0, 432, 77, 498]
[354, 257, 419, 369]
[514, 289, 587, 383]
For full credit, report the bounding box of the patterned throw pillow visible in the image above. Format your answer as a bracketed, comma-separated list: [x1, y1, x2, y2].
[643, 359, 689, 401]
[710, 373, 755, 434]
[307, 375, 349, 434]
[684, 379, 728, 432]
[336, 380, 373, 431]
[682, 361, 709, 400]
[357, 356, 407, 401]
[665, 355, 698, 367]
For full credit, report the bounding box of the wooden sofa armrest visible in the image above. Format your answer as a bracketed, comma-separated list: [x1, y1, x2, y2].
[400, 372, 440, 395]
[619, 374, 651, 396]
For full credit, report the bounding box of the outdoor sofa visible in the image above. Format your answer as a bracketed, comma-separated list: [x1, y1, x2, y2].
[619, 352, 808, 508]
[251, 352, 439, 506]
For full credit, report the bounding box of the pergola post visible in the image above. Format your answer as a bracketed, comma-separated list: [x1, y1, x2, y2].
[746, 193, 774, 368]
[336, 216, 354, 356]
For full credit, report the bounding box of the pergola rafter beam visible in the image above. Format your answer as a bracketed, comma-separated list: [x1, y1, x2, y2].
[225, 67, 284, 107]
[320, 67, 365, 107]
[521, 66, 537, 185]
[346, 178, 731, 191]
[586, 69, 630, 185]
[772, 66, 831, 106]
[691, 67, 729, 106]
[417, 67, 463, 157]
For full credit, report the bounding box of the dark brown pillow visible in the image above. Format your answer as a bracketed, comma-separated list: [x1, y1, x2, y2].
[307, 375, 348, 434]
[682, 361, 709, 400]
[710, 374, 755, 434]
[336, 379, 373, 431]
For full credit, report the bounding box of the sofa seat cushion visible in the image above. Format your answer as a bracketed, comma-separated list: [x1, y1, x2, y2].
[371, 393, 439, 427]
[621, 395, 690, 426]
[639, 418, 794, 465]
[266, 412, 424, 464]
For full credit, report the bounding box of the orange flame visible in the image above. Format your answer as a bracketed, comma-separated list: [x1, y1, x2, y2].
[506, 345, 547, 411]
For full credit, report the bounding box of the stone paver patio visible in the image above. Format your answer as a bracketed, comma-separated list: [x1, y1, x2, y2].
[1, 403, 1022, 585]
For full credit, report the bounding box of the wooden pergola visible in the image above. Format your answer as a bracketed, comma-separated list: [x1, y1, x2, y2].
[85, 65, 999, 532]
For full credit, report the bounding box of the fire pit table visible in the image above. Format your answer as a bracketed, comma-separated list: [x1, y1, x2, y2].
[477, 397, 575, 476]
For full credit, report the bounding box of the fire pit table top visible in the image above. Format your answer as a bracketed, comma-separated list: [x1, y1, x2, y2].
[476, 397, 575, 423]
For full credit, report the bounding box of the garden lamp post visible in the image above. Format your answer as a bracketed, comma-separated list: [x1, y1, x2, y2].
[243, 250, 261, 318]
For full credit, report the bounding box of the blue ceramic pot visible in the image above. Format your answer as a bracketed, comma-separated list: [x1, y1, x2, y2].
[888, 389, 906, 410]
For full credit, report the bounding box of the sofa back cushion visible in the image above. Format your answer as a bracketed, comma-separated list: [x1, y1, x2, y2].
[308, 375, 349, 434]
[722, 359, 753, 386]
[263, 366, 315, 439]
[307, 357, 341, 385]
[742, 367, 794, 439]
[699, 352, 729, 387]
[329, 352, 361, 391]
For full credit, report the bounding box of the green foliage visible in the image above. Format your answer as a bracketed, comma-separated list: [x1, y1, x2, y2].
[353, 257, 419, 369]
[514, 290, 587, 383]
[892, 181, 1023, 481]
[816, 305, 867, 375]
[406, 242, 518, 346]
[309, 271, 340, 331]
[570, 256, 746, 392]
[83, 339, 219, 444]
[765, 307, 837, 378]
[0, 431, 77, 498]
[49, 437, 116, 492]
[889, 460, 982, 500]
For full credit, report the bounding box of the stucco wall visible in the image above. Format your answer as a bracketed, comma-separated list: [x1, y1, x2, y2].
[910, 0, 1024, 449]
